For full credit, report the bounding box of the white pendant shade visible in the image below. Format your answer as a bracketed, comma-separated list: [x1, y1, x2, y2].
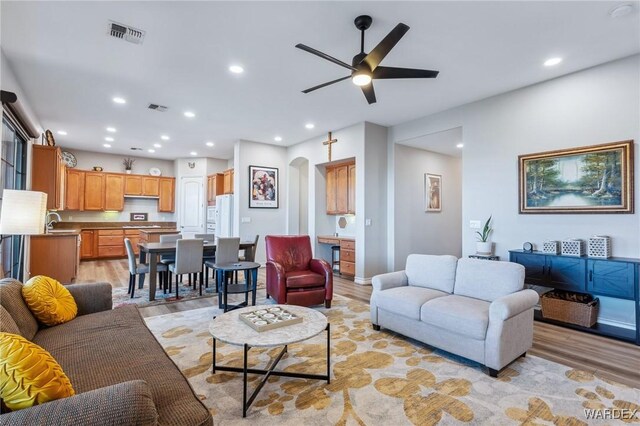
[0, 190, 48, 235]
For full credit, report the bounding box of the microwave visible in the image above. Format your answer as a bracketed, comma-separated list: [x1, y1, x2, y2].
[206, 206, 217, 223]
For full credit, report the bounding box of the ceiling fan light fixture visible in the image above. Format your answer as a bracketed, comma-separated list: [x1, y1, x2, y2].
[352, 72, 372, 86]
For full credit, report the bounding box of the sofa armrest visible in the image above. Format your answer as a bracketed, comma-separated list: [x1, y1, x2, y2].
[66, 282, 113, 316]
[265, 261, 287, 303]
[309, 259, 333, 301]
[372, 271, 408, 292]
[489, 289, 539, 321]
[0, 380, 157, 426]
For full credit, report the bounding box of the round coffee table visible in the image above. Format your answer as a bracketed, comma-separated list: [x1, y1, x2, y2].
[209, 304, 330, 417]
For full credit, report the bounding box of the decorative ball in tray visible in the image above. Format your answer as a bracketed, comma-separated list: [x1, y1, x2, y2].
[239, 307, 303, 332]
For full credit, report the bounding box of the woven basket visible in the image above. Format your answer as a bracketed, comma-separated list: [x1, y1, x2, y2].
[540, 290, 599, 327]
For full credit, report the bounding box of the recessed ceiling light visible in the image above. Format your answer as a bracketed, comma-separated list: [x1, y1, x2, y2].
[609, 3, 633, 18]
[106, 127, 117, 133]
[229, 65, 244, 74]
[456, 143, 464, 148]
[105, 136, 114, 142]
[103, 143, 112, 148]
[190, 151, 198, 156]
[160, 135, 170, 141]
[57, 130, 67, 136]
[153, 143, 162, 148]
[148, 149, 155, 153]
[305, 123, 315, 129]
[112, 97, 126, 104]
[184, 111, 195, 118]
[206, 142, 214, 147]
[274, 136, 282, 142]
[544, 57, 563, 67]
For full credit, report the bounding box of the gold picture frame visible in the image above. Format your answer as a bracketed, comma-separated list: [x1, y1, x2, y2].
[425, 173, 442, 212]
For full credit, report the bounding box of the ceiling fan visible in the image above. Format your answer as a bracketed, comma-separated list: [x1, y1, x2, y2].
[295, 15, 439, 104]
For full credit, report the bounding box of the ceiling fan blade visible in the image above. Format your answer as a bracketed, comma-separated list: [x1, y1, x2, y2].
[363, 23, 410, 71]
[372, 66, 439, 79]
[302, 76, 351, 93]
[361, 83, 376, 104]
[295, 44, 357, 71]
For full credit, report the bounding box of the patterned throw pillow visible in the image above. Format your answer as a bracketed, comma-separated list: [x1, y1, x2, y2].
[0, 332, 75, 410]
[22, 276, 77, 326]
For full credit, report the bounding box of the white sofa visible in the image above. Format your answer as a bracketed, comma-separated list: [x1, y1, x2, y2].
[370, 255, 539, 376]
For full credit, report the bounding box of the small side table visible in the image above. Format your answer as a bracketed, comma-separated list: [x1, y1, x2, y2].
[468, 254, 500, 261]
[214, 261, 260, 312]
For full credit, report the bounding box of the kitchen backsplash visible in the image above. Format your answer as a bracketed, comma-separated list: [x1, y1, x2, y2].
[59, 198, 176, 222]
[335, 215, 356, 237]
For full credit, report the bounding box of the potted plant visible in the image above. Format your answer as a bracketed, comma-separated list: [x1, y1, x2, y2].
[476, 215, 493, 255]
[123, 157, 135, 174]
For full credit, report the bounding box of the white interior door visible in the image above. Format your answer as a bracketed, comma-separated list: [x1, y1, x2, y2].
[179, 177, 204, 233]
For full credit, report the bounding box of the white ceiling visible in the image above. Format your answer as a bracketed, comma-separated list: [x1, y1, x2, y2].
[1, 1, 638, 160]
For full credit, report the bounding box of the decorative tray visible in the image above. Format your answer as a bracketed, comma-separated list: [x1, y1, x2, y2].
[239, 307, 303, 332]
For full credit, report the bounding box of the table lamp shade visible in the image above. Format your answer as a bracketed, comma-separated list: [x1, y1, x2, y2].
[0, 190, 48, 235]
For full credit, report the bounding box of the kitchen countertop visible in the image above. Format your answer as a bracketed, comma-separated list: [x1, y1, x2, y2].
[138, 228, 179, 234]
[317, 235, 355, 242]
[54, 222, 177, 231]
[33, 231, 81, 237]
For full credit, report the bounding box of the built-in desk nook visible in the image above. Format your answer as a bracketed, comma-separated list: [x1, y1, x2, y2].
[318, 236, 355, 277]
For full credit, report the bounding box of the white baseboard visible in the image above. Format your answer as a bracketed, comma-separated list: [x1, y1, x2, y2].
[597, 318, 636, 330]
[354, 276, 372, 286]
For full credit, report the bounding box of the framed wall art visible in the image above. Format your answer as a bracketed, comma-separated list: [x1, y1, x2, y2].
[518, 140, 634, 214]
[425, 173, 442, 212]
[249, 165, 278, 208]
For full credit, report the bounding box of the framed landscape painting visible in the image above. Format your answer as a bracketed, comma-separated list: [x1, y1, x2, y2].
[518, 140, 634, 214]
[425, 173, 442, 212]
[249, 165, 278, 208]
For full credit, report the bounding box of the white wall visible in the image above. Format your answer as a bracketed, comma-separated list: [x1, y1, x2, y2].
[1, 48, 41, 135]
[234, 140, 288, 263]
[393, 144, 462, 268]
[65, 149, 175, 176]
[390, 55, 640, 327]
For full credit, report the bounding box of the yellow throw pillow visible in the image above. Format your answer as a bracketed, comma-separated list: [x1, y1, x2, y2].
[22, 276, 77, 326]
[0, 332, 75, 410]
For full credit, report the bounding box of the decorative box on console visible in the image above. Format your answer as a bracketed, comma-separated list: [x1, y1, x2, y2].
[588, 236, 611, 258]
[561, 239, 585, 257]
[542, 240, 560, 254]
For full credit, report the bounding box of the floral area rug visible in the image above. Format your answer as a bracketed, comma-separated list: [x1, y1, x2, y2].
[144, 293, 639, 425]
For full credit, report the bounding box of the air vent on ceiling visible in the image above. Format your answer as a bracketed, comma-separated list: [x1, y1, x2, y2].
[130, 147, 143, 151]
[148, 103, 168, 112]
[108, 20, 145, 45]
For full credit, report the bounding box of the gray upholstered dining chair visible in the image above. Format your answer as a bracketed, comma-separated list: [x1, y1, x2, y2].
[204, 237, 240, 292]
[168, 239, 204, 297]
[159, 233, 182, 290]
[124, 238, 168, 298]
[239, 235, 260, 262]
[195, 234, 216, 288]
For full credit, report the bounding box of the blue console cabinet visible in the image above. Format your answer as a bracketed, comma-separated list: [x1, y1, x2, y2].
[509, 250, 639, 345]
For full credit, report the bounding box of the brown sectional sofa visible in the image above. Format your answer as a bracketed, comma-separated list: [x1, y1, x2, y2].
[0, 278, 212, 426]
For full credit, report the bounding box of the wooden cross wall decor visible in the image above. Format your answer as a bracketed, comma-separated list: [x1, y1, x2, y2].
[322, 131, 338, 162]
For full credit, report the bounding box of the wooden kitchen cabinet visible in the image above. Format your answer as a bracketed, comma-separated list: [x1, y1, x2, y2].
[326, 161, 355, 215]
[223, 169, 234, 194]
[339, 239, 355, 276]
[124, 175, 143, 195]
[83, 172, 105, 211]
[207, 173, 224, 205]
[65, 169, 85, 211]
[158, 177, 175, 212]
[143, 177, 160, 196]
[104, 174, 125, 211]
[30, 234, 79, 283]
[97, 229, 125, 258]
[32, 145, 66, 210]
[80, 230, 96, 259]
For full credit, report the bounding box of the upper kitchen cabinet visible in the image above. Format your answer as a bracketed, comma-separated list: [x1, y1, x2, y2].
[326, 161, 355, 215]
[83, 172, 105, 211]
[124, 175, 160, 196]
[124, 175, 143, 195]
[158, 177, 175, 212]
[143, 177, 160, 196]
[104, 174, 125, 211]
[32, 145, 66, 210]
[207, 173, 224, 205]
[223, 169, 234, 194]
[65, 169, 85, 211]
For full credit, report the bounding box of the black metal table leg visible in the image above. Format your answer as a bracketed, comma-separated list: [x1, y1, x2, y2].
[326, 323, 331, 384]
[243, 343, 248, 418]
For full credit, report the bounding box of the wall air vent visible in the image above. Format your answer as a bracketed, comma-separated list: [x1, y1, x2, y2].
[148, 103, 168, 112]
[108, 20, 145, 45]
[130, 147, 143, 151]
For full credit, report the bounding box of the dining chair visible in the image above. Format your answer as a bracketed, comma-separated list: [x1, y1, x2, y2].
[124, 238, 168, 298]
[168, 239, 204, 298]
[204, 237, 239, 292]
[159, 233, 182, 290]
[196, 234, 216, 288]
[237, 235, 260, 281]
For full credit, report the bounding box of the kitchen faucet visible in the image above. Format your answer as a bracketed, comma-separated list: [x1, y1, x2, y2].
[46, 211, 62, 231]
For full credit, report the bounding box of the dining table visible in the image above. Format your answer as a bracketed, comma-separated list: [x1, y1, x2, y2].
[138, 240, 257, 301]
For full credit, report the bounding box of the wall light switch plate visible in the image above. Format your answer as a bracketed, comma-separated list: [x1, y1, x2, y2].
[470, 220, 481, 229]
[365, 218, 372, 226]
[241, 217, 251, 223]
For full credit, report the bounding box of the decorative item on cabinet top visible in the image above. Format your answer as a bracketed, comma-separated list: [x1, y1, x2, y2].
[148, 167, 161, 176]
[61, 151, 77, 168]
[542, 240, 560, 254]
[588, 236, 611, 258]
[560, 239, 586, 257]
[123, 157, 135, 174]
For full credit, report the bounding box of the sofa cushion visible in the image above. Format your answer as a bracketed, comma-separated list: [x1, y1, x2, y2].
[22, 276, 78, 326]
[285, 270, 325, 288]
[375, 286, 448, 320]
[32, 305, 211, 426]
[453, 258, 525, 302]
[0, 279, 38, 340]
[421, 295, 490, 340]
[0, 305, 21, 335]
[405, 254, 457, 293]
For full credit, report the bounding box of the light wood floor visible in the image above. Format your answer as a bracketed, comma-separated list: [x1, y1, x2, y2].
[78, 259, 640, 387]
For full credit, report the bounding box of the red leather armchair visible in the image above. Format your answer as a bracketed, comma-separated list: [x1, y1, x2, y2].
[265, 235, 333, 308]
